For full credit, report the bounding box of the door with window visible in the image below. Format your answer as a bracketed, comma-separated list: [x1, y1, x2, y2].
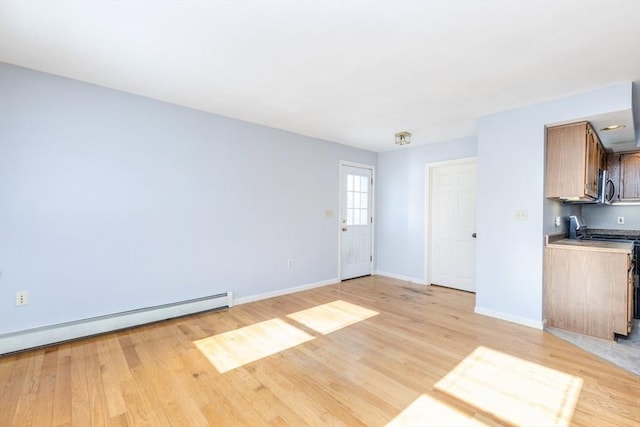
[340, 165, 373, 280]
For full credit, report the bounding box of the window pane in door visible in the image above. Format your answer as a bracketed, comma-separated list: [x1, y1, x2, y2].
[346, 173, 369, 226]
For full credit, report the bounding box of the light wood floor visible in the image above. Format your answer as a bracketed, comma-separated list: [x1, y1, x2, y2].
[1, 276, 639, 426]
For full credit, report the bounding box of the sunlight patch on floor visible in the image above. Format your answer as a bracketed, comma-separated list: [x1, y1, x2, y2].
[434, 346, 583, 426]
[194, 318, 314, 373]
[386, 393, 489, 426]
[286, 300, 379, 334]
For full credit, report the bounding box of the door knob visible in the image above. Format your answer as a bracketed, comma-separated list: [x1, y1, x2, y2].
[472, 232, 477, 238]
[342, 227, 348, 232]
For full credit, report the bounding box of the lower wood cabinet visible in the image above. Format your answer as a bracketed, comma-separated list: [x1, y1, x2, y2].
[544, 244, 633, 340]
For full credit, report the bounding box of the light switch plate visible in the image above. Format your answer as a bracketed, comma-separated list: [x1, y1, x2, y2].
[514, 210, 528, 221]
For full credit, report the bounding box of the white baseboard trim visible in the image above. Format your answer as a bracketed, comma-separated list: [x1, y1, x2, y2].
[474, 306, 543, 330]
[0, 292, 233, 355]
[234, 278, 339, 305]
[374, 271, 427, 285]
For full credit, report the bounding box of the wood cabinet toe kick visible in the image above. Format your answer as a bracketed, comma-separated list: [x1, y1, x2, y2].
[544, 239, 634, 340]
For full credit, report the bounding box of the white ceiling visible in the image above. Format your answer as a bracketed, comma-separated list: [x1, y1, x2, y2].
[1, 1, 639, 152]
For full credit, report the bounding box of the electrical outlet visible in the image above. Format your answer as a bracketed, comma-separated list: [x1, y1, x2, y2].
[287, 259, 293, 267]
[618, 216, 624, 225]
[554, 216, 562, 227]
[15, 291, 28, 307]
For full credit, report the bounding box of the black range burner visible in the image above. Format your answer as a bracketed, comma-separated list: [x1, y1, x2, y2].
[582, 233, 640, 241]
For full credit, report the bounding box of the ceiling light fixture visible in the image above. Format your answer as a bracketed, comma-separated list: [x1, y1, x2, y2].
[600, 124, 626, 131]
[395, 131, 412, 145]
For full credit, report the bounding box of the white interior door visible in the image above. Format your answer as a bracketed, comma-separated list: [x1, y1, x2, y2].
[429, 160, 477, 292]
[340, 165, 373, 280]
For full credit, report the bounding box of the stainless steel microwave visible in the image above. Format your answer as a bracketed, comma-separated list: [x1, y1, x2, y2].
[597, 169, 615, 204]
[566, 170, 614, 205]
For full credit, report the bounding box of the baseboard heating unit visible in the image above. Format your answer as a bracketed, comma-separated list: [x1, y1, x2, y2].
[0, 291, 233, 355]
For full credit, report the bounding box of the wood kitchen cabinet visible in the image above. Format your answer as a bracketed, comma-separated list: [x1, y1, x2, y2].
[544, 241, 633, 340]
[545, 121, 604, 200]
[620, 152, 640, 201]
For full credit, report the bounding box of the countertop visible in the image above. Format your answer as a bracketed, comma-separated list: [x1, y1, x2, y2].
[546, 238, 634, 254]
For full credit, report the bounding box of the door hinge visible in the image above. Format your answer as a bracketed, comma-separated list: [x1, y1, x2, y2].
[370, 216, 373, 224]
[370, 255, 372, 262]
[371, 177, 373, 186]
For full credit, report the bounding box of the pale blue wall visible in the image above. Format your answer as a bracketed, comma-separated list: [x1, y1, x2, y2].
[1, 61, 636, 336]
[0, 63, 376, 333]
[583, 204, 640, 230]
[375, 137, 477, 281]
[476, 83, 633, 326]
[543, 199, 582, 235]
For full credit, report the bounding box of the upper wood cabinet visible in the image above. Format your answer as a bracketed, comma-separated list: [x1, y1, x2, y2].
[545, 121, 604, 200]
[620, 152, 640, 201]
